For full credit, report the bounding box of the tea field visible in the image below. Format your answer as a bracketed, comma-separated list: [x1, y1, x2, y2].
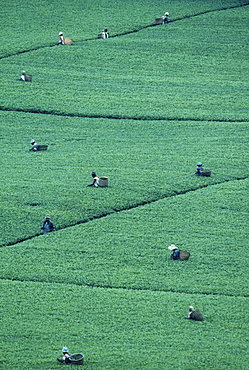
[0, 0, 248, 369]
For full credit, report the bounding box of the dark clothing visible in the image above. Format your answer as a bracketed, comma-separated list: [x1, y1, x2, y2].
[196, 166, 204, 175]
[41, 220, 54, 234]
[171, 249, 180, 260]
[171, 249, 190, 260]
[29, 144, 39, 151]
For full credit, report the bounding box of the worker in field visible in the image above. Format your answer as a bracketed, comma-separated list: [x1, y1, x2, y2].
[41, 214, 55, 234]
[87, 171, 100, 187]
[58, 32, 65, 45]
[195, 162, 204, 176]
[186, 306, 204, 321]
[19, 70, 32, 82]
[57, 347, 71, 363]
[168, 244, 190, 260]
[29, 139, 39, 151]
[101, 28, 109, 38]
[162, 12, 169, 24]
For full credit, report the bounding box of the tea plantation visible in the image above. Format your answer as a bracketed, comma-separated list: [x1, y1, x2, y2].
[0, 0, 248, 369]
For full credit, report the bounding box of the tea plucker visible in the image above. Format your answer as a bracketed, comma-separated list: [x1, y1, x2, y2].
[87, 171, 100, 187]
[29, 139, 39, 151]
[195, 162, 204, 176]
[168, 244, 190, 260]
[19, 70, 32, 82]
[186, 306, 204, 321]
[58, 32, 65, 45]
[41, 214, 55, 234]
[162, 12, 169, 24]
[57, 346, 71, 363]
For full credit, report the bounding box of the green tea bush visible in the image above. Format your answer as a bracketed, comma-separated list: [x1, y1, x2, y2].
[0, 0, 248, 369]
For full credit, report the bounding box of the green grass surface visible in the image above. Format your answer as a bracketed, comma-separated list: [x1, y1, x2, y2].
[0, 0, 248, 369]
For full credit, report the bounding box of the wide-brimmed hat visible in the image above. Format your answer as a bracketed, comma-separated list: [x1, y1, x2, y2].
[59, 32, 63, 36]
[189, 306, 195, 311]
[165, 12, 169, 15]
[62, 347, 69, 353]
[30, 139, 35, 144]
[197, 162, 203, 166]
[168, 244, 178, 251]
[45, 214, 50, 219]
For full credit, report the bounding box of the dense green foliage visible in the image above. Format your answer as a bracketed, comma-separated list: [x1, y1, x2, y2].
[0, 0, 248, 369]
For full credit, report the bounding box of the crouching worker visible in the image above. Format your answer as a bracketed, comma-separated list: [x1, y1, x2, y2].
[186, 306, 204, 321]
[41, 214, 55, 234]
[168, 244, 190, 260]
[162, 12, 169, 24]
[29, 139, 39, 151]
[57, 347, 71, 364]
[58, 32, 65, 45]
[87, 171, 100, 187]
[195, 162, 204, 176]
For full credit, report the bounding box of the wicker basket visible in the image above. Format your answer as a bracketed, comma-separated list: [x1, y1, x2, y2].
[200, 169, 212, 177]
[179, 250, 190, 260]
[24, 74, 32, 82]
[37, 145, 48, 151]
[155, 17, 163, 24]
[69, 353, 84, 365]
[190, 309, 203, 321]
[64, 37, 73, 45]
[99, 177, 109, 187]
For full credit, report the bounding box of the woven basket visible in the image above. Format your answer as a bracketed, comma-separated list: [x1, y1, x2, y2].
[99, 177, 109, 187]
[69, 353, 84, 365]
[37, 145, 48, 151]
[24, 74, 32, 82]
[200, 169, 212, 177]
[179, 250, 190, 260]
[190, 309, 203, 321]
[64, 37, 72, 45]
[155, 17, 163, 24]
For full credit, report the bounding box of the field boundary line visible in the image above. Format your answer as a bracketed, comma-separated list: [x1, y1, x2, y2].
[0, 106, 248, 123]
[1, 176, 248, 248]
[0, 2, 248, 60]
[0, 277, 248, 298]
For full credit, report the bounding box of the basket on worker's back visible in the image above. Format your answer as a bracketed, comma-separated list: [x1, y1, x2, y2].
[69, 353, 84, 365]
[64, 37, 73, 45]
[200, 169, 212, 177]
[179, 250, 191, 260]
[99, 177, 109, 187]
[155, 17, 163, 24]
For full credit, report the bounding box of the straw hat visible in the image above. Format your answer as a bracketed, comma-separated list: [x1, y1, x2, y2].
[168, 244, 178, 251]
